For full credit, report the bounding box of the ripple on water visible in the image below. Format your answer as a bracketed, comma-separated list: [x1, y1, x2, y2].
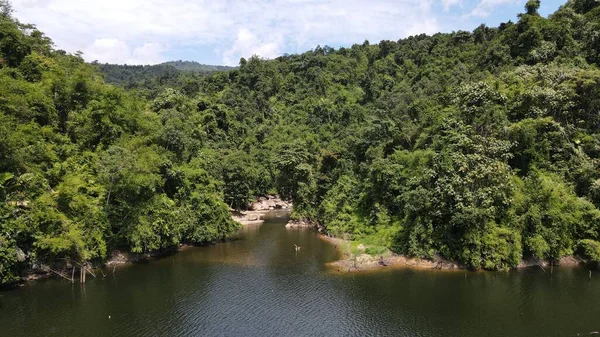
[1, 218, 600, 337]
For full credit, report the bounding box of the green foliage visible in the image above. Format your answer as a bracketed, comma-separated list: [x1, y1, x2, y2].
[480, 226, 522, 270]
[320, 175, 363, 237]
[0, 5, 245, 284]
[3, 0, 600, 283]
[515, 171, 600, 260]
[525, 234, 551, 259]
[221, 151, 268, 210]
[525, 0, 541, 16]
[274, 141, 317, 217]
[578, 239, 600, 263]
[0, 234, 18, 284]
[163, 60, 235, 72]
[95, 61, 234, 98]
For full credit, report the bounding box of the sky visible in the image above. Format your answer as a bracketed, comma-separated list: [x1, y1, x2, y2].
[10, 0, 565, 66]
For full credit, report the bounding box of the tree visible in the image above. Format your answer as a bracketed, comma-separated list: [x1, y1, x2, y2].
[0, 0, 13, 18]
[525, 0, 541, 15]
[5, 0, 600, 285]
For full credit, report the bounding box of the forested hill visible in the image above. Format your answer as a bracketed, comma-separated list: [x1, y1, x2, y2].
[1, 0, 600, 285]
[95, 61, 234, 98]
[162, 61, 235, 72]
[0, 1, 240, 284]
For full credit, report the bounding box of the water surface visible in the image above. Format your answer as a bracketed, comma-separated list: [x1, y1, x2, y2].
[1, 212, 599, 337]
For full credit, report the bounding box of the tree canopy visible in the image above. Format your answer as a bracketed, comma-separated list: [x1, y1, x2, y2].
[2, 0, 600, 283]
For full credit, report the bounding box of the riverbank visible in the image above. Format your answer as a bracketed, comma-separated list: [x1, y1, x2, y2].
[319, 234, 591, 274]
[6, 206, 291, 288]
[232, 195, 292, 225]
[232, 211, 267, 225]
[3, 213, 600, 337]
[4, 244, 196, 287]
[285, 218, 318, 229]
[320, 235, 464, 273]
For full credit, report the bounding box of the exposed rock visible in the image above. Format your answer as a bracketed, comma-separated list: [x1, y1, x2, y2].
[285, 219, 315, 229]
[518, 257, 549, 269]
[558, 255, 584, 266]
[248, 195, 292, 211]
[326, 242, 589, 273]
[328, 252, 463, 273]
[16, 247, 27, 262]
[107, 250, 129, 266]
[232, 211, 265, 226]
[233, 196, 292, 225]
[517, 256, 585, 269]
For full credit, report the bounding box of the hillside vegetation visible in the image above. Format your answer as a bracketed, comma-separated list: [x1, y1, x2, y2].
[1, 0, 600, 284]
[95, 61, 234, 98]
[163, 61, 235, 73]
[0, 1, 239, 284]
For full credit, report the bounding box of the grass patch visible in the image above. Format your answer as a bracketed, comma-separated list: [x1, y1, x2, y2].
[365, 245, 388, 255]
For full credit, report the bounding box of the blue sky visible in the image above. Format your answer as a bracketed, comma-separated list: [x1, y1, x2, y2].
[11, 0, 565, 66]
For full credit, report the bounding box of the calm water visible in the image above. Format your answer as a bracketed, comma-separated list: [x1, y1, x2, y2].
[1, 212, 599, 337]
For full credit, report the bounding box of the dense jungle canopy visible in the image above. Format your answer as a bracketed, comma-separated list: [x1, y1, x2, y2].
[1, 0, 600, 283]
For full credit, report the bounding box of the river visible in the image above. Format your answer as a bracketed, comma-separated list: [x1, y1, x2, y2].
[1, 211, 599, 337]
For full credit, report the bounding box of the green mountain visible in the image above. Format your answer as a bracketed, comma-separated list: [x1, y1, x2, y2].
[1, 0, 600, 285]
[162, 60, 235, 72]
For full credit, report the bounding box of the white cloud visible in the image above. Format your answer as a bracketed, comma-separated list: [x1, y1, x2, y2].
[406, 19, 440, 37]
[84, 39, 165, 65]
[8, 0, 525, 65]
[470, 0, 519, 17]
[222, 29, 283, 66]
[442, 0, 464, 11]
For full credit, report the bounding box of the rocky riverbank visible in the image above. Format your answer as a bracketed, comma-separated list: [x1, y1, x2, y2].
[248, 195, 292, 211]
[285, 218, 316, 229]
[232, 211, 267, 225]
[320, 235, 464, 273]
[318, 235, 590, 273]
[232, 195, 293, 225]
[517, 256, 584, 269]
